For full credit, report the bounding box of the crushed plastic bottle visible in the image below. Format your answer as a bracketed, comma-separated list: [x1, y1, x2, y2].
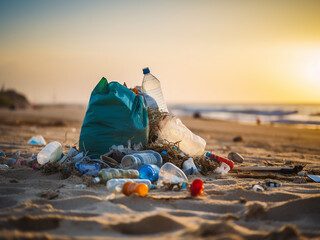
[190, 179, 204, 196]
[157, 115, 206, 156]
[121, 150, 162, 170]
[141, 67, 168, 112]
[0, 164, 9, 170]
[75, 163, 100, 176]
[122, 182, 149, 197]
[158, 162, 188, 186]
[66, 147, 79, 158]
[37, 141, 63, 165]
[6, 158, 23, 167]
[139, 164, 160, 182]
[107, 179, 152, 192]
[99, 168, 139, 182]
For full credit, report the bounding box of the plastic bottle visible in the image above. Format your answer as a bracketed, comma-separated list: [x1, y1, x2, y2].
[205, 152, 234, 169]
[98, 168, 139, 182]
[141, 67, 168, 113]
[75, 163, 100, 176]
[158, 162, 188, 186]
[37, 141, 63, 165]
[107, 179, 152, 192]
[139, 164, 160, 182]
[5, 158, 35, 168]
[6, 158, 23, 167]
[121, 150, 162, 170]
[0, 164, 9, 170]
[122, 182, 149, 197]
[157, 115, 206, 156]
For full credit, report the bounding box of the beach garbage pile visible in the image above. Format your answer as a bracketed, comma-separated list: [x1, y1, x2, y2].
[0, 67, 264, 195]
[2, 67, 313, 197]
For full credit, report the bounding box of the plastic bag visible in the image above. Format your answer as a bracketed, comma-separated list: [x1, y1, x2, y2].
[79, 77, 148, 157]
[157, 115, 206, 156]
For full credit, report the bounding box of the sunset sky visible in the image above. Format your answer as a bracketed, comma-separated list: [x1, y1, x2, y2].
[1, 0, 320, 104]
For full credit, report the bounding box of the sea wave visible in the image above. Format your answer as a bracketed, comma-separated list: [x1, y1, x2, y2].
[169, 104, 320, 129]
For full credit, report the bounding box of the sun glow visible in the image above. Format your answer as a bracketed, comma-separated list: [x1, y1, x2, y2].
[306, 60, 320, 86]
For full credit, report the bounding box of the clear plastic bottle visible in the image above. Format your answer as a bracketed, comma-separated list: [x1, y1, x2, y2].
[98, 168, 139, 182]
[158, 116, 206, 156]
[122, 182, 149, 197]
[158, 162, 188, 186]
[0, 164, 9, 170]
[142, 67, 168, 113]
[6, 158, 23, 167]
[37, 141, 62, 165]
[121, 150, 162, 170]
[139, 164, 160, 182]
[75, 163, 100, 176]
[106, 178, 152, 192]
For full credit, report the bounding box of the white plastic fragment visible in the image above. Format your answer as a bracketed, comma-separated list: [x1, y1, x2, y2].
[182, 158, 199, 173]
[28, 136, 47, 145]
[253, 185, 265, 192]
[214, 162, 230, 175]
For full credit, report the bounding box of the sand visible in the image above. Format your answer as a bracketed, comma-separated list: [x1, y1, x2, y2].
[0, 106, 320, 240]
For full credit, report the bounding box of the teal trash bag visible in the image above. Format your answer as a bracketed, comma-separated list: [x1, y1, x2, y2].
[79, 77, 149, 158]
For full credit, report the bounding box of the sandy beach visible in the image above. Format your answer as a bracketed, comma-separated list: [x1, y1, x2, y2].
[0, 106, 320, 240]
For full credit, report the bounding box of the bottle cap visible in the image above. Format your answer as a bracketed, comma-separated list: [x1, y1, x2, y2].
[161, 151, 167, 156]
[143, 67, 150, 74]
[205, 152, 211, 157]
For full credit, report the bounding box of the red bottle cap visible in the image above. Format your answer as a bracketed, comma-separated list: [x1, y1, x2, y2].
[190, 179, 204, 197]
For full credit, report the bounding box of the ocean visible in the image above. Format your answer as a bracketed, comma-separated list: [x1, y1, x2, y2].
[169, 103, 320, 129]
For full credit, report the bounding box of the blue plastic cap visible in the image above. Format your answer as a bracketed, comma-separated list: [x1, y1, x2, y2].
[161, 151, 167, 156]
[143, 67, 150, 74]
[205, 152, 211, 157]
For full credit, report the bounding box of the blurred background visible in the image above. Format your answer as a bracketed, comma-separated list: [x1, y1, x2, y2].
[1, 0, 320, 127]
